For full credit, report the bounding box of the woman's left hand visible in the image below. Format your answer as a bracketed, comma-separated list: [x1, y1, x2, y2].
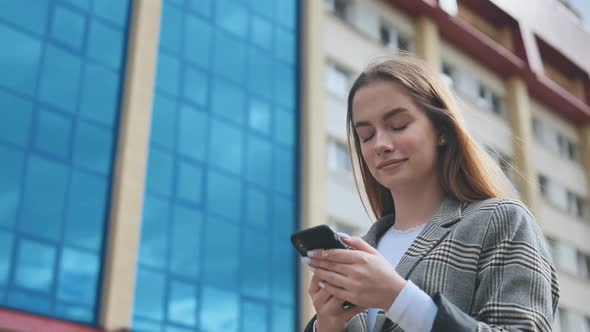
[304, 235, 407, 311]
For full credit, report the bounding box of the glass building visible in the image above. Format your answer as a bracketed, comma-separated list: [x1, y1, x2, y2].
[0, 0, 299, 331]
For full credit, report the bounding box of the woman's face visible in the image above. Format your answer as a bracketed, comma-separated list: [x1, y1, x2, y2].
[352, 80, 441, 191]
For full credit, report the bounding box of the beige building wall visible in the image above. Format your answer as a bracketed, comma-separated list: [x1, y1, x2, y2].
[99, 0, 162, 329]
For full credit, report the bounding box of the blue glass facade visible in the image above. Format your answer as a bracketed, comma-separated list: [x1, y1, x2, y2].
[0, 0, 130, 325]
[133, 0, 300, 331]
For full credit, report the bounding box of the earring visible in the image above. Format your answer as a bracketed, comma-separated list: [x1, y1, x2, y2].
[439, 136, 447, 146]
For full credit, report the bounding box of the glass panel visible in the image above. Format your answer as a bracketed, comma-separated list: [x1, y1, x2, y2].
[272, 305, 295, 332]
[0, 145, 24, 228]
[272, 236, 295, 304]
[145, 148, 174, 197]
[251, 0, 274, 18]
[251, 16, 272, 50]
[73, 121, 114, 175]
[241, 229, 271, 299]
[79, 63, 120, 128]
[176, 161, 202, 204]
[160, 2, 183, 53]
[0, 231, 14, 285]
[139, 194, 170, 269]
[134, 268, 166, 320]
[183, 67, 208, 107]
[211, 79, 246, 126]
[157, 53, 181, 97]
[203, 217, 239, 289]
[170, 204, 201, 278]
[273, 61, 295, 107]
[4, 289, 51, 316]
[64, 171, 108, 251]
[247, 47, 273, 99]
[0, 90, 33, 147]
[0, 25, 42, 96]
[246, 134, 271, 187]
[93, 0, 129, 27]
[55, 303, 93, 323]
[38, 45, 82, 113]
[0, 1, 49, 35]
[87, 20, 125, 70]
[150, 93, 177, 149]
[208, 119, 243, 176]
[275, 28, 295, 64]
[14, 240, 56, 293]
[215, 0, 248, 39]
[242, 300, 269, 332]
[20, 156, 68, 241]
[177, 105, 207, 162]
[132, 317, 163, 332]
[50, 5, 86, 51]
[206, 170, 242, 222]
[248, 98, 271, 135]
[273, 196, 294, 236]
[168, 280, 197, 326]
[57, 248, 99, 305]
[274, 108, 295, 146]
[184, 14, 211, 69]
[200, 287, 239, 332]
[189, 0, 212, 18]
[245, 187, 269, 228]
[273, 146, 294, 195]
[213, 31, 246, 84]
[34, 108, 73, 159]
[276, 0, 296, 30]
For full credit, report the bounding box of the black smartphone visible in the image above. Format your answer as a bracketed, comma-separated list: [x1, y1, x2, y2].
[290, 225, 355, 309]
[290, 224, 352, 256]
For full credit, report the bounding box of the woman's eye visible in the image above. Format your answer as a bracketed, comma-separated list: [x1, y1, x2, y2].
[361, 135, 374, 143]
[391, 124, 408, 131]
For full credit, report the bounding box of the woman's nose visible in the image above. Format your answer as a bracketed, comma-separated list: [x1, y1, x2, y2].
[374, 130, 395, 155]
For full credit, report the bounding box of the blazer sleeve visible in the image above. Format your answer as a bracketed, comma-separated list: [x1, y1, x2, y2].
[430, 200, 560, 332]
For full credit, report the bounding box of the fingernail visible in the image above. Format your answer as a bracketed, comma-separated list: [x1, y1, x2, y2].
[337, 232, 351, 239]
[319, 282, 326, 289]
[307, 250, 316, 257]
[301, 257, 311, 264]
[309, 266, 316, 272]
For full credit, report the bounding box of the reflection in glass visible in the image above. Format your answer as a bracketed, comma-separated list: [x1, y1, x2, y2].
[14, 240, 56, 293]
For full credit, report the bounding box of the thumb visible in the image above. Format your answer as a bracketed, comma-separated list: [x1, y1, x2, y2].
[339, 233, 379, 254]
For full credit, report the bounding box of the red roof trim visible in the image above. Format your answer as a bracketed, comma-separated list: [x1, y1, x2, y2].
[386, 0, 590, 123]
[0, 309, 101, 332]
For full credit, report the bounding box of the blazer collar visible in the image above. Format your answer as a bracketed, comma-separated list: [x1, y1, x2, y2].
[362, 196, 464, 278]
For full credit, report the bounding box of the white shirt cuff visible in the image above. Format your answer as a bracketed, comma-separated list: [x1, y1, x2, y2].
[385, 280, 438, 332]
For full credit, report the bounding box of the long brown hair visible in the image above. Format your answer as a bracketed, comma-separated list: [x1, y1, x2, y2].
[346, 55, 515, 220]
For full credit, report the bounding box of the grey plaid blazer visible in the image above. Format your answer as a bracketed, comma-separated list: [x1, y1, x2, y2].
[304, 197, 559, 332]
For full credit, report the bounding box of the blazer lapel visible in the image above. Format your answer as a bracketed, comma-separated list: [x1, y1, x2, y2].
[395, 196, 464, 279]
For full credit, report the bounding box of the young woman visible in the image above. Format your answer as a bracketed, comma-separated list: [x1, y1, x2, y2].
[302, 56, 559, 332]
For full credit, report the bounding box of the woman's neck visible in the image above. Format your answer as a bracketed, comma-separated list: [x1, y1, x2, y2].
[389, 182, 444, 231]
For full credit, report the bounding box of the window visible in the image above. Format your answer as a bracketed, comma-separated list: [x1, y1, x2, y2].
[577, 250, 590, 279]
[326, 0, 351, 22]
[327, 138, 352, 173]
[379, 22, 412, 52]
[486, 147, 514, 182]
[532, 116, 579, 162]
[476, 82, 503, 116]
[440, 62, 456, 87]
[325, 62, 351, 98]
[538, 174, 587, 219]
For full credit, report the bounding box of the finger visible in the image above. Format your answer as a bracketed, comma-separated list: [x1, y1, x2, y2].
[341, 236, 379, 255]
[309, 259, 351, 276]
[309, 249, 365, 264]
[312, 288, 332, 308]
[314, 267, 353, 290]
[321, 281, 353, 303]
[309, 274, 321, 295]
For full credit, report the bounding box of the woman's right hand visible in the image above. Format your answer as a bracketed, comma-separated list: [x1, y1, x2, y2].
[309, 273, 365, 332]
